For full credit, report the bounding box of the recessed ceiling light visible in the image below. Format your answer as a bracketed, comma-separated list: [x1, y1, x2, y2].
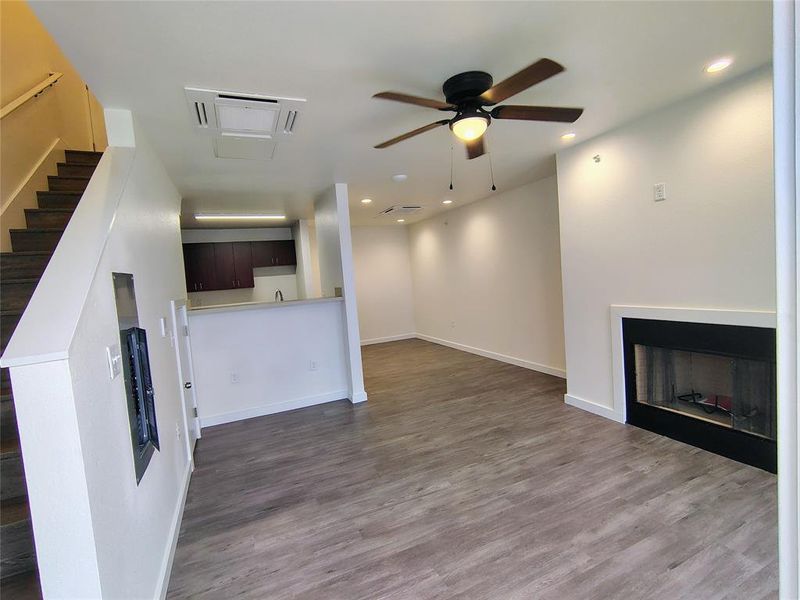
[392, 174, 408, 182]
[561, 132, 576, 141]
[442, 199, 453, 205]
[361, 198, 372, 204]
[194, 214, 286, 221]
[396, 218, 405, 223]
[705, 57, 733, 74]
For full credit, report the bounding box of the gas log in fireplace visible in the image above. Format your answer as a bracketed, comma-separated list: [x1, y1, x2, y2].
[623, 318, 776, 472]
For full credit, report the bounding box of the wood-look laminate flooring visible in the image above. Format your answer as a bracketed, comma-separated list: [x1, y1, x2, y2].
[167, 339, 777, 600]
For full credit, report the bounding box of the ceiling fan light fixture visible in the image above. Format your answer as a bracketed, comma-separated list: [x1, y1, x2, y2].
[450, 113, 489, 142]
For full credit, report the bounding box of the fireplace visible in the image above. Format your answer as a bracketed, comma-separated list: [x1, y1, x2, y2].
[623, 318, 776, 472]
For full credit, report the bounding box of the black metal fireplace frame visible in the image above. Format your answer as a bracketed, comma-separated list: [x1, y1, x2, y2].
[622, 318, 777, 473]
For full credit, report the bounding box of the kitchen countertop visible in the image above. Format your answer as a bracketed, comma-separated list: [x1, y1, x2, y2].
[187, 296, 343, 316]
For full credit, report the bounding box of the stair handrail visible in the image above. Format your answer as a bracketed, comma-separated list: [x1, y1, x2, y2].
[0, 72, 63, 120]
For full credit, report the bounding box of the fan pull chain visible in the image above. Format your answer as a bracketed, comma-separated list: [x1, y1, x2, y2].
[449, 144, 454, 191]
[489, 151, 497, 191]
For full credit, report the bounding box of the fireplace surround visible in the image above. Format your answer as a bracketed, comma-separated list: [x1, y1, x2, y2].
[622, 317, 776, 472]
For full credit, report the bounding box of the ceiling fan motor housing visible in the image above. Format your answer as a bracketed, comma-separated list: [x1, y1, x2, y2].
[442, 71, 493, 105]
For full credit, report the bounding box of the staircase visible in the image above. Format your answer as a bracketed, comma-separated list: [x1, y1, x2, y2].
[0, 150, 103, 599]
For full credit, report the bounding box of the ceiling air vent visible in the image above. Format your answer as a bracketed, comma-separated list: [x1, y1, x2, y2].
[184, 87, 305, 139]
[379, 205, 423, 216]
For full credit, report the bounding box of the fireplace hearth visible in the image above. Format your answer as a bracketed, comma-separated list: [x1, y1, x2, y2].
[623, 318, 776, 472]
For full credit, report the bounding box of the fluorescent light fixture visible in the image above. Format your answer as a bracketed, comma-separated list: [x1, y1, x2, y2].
[392, 174, 408, 182]
[396, 218, 405, 223]
[561, 132, 576, 141]
[194, 214, 286, 221]
[442, 199, 453, 205]
[705, 57, 733, 74]
[361, 198, 372, 204]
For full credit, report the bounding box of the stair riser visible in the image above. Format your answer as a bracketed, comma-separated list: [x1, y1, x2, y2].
[0, 283, 37, 313]
[36, 192, 81, 210]
[1, 370, 9, 395]
[56, 163, 95, 178]
[0, 254, 49, 280]
[0, 520, 36, 579]
[1, 452, 26, 501]
[65, 150, 102, 166]
[47, 177, 89, 192]
[25, 210, 73, 229]
[10, 230, 63, 253]
[1, 313, 22, 351]
[1, 398, 17, 444]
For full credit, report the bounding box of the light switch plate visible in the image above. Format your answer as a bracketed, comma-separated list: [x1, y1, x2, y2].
[654, 182, 667, 202]
[106, 344, 122, 379]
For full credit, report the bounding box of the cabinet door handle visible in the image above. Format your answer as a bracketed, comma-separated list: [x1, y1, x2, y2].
[199, 282, 203, 290]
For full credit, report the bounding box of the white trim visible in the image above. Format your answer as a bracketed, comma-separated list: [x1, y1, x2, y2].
[154, 461, 191, 600]
[350, 391, 368, 404]
[773, 1, 798, 596]
[199, 390, 349, 428]
[416, 333, 566, 379]
[607, 305, 778, 424]
[1, 137, 63, 214]
[360, 333, 416, 346]
[564, 394, 625, 424]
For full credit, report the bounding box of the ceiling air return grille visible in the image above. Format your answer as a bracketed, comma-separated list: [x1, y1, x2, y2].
[379, 205, 423, 216]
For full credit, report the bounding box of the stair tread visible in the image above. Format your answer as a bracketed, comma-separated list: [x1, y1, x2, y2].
[24, 208, 74, 213]
[0, 498, 30, 527]
[0, 251, 51, 257]
[0, 279, 39, 286]
[9, 228, 66, 233]
[48, 175, 90, 180]
[37, 190, 81, 196]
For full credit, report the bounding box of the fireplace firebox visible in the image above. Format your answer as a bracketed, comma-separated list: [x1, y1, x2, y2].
[623, 318, 776, 472]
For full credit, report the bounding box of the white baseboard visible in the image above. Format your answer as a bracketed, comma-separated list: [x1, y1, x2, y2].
[199, 390, 349, 428]
[155, 461, 192, 600]
[349, 390, 368, 404]
[360, 333, 416, 346]
[415, 333, 567, 379]
[564, 393, 625, 423]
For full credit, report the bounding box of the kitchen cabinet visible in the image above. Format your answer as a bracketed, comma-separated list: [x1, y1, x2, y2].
[251, 240, 297, 267]
[183, 243, 218, 292]
[183, 241, 256, 292]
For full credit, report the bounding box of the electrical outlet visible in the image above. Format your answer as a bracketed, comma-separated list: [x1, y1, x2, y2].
[654, 182, 667, 202]
[309, 360, 318, 371]
[175, 424, 182, 440]
[230, 372, 240, 384]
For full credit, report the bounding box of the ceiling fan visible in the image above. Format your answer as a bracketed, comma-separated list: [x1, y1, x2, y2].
[373, 58, 583, 159]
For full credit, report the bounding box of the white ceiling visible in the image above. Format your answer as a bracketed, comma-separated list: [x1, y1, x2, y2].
[32, 1, 771, 228]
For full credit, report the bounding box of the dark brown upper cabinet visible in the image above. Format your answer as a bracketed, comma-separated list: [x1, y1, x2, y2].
[251, 240, 297, 268]
[232, 242, 254, 288]
[183, 243, 218, 292]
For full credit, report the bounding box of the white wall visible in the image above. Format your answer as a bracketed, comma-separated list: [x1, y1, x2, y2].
[351, 226, 416, 344]
[556, 66, 775, 416]
[2, 112, 189, 598]
[180, 227, 292, 243]
[188, 300, 349, 427]
[408, 176, 566, 377]
[314, 191, 344, 298]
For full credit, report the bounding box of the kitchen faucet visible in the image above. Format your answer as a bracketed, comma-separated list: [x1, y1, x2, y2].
[275, 289, 284, 302]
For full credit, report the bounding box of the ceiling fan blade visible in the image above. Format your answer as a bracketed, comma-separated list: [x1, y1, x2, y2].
[479, 59, 565, 105]
[373, 91, 455, 110]
[465, 137, 486, 160]
[491, 105, 584, 122]
[374, 120, 450, 149]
